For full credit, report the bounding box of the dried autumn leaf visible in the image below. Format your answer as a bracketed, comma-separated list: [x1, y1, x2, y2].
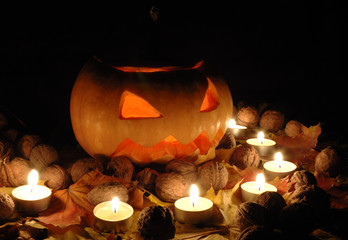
[273, 123, 321, 150]
[37, 170, 126, 227]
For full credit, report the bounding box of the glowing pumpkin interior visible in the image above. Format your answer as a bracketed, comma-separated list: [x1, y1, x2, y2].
[70, 58, 233, 165]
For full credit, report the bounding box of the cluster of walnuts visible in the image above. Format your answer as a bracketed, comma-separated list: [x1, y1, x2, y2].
[234, 170, 331, 239]
[235, 103, 304, 137]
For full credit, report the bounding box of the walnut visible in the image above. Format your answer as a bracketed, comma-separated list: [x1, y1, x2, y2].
[87, 182, 128, 206]
[255, 191, 286, 228]
[216, 128, 237, 149]
[136, 168, 159, 192]
[70, 158, 104, 182]
[234, 202, 269, 231]
[289, 185, 330, 219]
[165, 159, 197, 184]
[0, 192, 15, 219]
[237, 106, 260, 128]
[106, 156, 134, 182]
[230, 145, 260, 170]
[16, 134, 41, 159]
[137, 205, 175, 240]
[29, 144, 58, 171]
[0, 157, 32, 187]
[259, 110, 285, 132]
[155, 172, 189, 202]
[0, 138, 13, 162]
[40, 164, 70, 190]
[198, 160, 228, 192]
[290, 170, 317, 189]
[285, 120, 303, 138]
[235, 226, 284, 240]
[315, 147, 340, 177]
[279, 202, 316, 237]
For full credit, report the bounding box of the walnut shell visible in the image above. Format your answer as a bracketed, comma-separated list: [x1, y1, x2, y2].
[106, 156, 134, 182]
[40, 164, 70, 190]
[16, 134, 41, 159]
[289, 185, 330, 219]
[237, 106, 260, 128]
[230, 145, 260, 170]
[0, 138, 13, 162]
[255, 191, 286, 227]
[136, 168, 159, 192]
[290, 170, 317, 189]
[236, 226, 284, 240]
[0, 192, 15, 219]
[315, 147, 340, 177]
[70, 158, 104, 182]
[137, 205, 175, 240]
[234, 202, 268, 231]
[216, 128, 236, 149]
[155, 172, 189, 202]
[259, 110, 285, 132]
[87, 182, 128, 206]
[285, 120, 303, 138]
[165, 159, 197, 184]
[198, 161, 228, 192]
[0, 157, 32, 187]
[279, 202, 316, 237]
[29, 144, 58, 171]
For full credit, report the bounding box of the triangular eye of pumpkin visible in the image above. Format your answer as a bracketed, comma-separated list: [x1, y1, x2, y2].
[119, 91, 162, 119]
[200, 78, 219, 112]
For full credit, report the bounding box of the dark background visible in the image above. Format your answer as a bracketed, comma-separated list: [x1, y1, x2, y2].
[0, 2, 344, 148]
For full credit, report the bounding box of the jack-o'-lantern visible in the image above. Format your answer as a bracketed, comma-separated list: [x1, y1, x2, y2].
[70, 57, 232, 165]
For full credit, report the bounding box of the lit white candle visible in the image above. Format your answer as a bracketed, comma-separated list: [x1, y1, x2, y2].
[241, 173, 277, 202]
[246, 131, 276, 156]
[12, 169, 52, 214]
[93, 196, 134, 232]
[174, 184, 213, 224]
[263, 152, 297, 180]
[228, 119, 247, 138]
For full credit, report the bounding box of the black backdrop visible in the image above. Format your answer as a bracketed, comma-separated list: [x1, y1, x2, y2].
[0, 2, 344, 148]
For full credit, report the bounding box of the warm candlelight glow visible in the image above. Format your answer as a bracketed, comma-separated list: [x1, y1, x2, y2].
[111, 197, 120, 214]
[229, 119, 236, 128]
[256, 173, 265, 191]
[28, 169, 39, 192]
[275, 152, 283, 168]
[190, 184, 199, 208]
[258, 132, 265, 144]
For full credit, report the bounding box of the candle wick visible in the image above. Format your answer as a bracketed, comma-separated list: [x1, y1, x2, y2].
[258, 186, 261, 191]
[113, 208, 117, 214]
[192, 202, 195, 208]
[278, 164, 281, 169]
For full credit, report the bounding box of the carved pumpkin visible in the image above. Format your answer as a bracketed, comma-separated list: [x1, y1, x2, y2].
[70, 57, 232, 165]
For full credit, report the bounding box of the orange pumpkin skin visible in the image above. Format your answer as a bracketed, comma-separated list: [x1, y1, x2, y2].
[70, 57, 232, 165]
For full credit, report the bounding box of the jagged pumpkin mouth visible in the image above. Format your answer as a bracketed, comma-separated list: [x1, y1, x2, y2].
[111, 129, 224, 165]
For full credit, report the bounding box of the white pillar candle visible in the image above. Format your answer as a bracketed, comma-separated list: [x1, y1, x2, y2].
[93, 197, 134, 233]
[228, 119, 247, 138]
[241, 173, 277, 202]
[174, 184, 213, 224]
[246, 131, 276, 156]
[12, 169, 51, 214]
[263, 152, 297, 181]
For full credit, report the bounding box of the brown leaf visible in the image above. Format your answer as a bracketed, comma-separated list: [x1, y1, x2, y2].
[127, 187, 144, 210]
[37, 170, 126, 227]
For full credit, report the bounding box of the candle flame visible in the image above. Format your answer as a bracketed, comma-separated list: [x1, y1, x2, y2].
[258, 132, 265, 144]
[275, 152, 283, 168]
[28, 169, 38, 192]
[111, 197, 120, 214]
[256, 173, 265, 191]
[229, 119, 236, 128]
[190, 184, 199, 208]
